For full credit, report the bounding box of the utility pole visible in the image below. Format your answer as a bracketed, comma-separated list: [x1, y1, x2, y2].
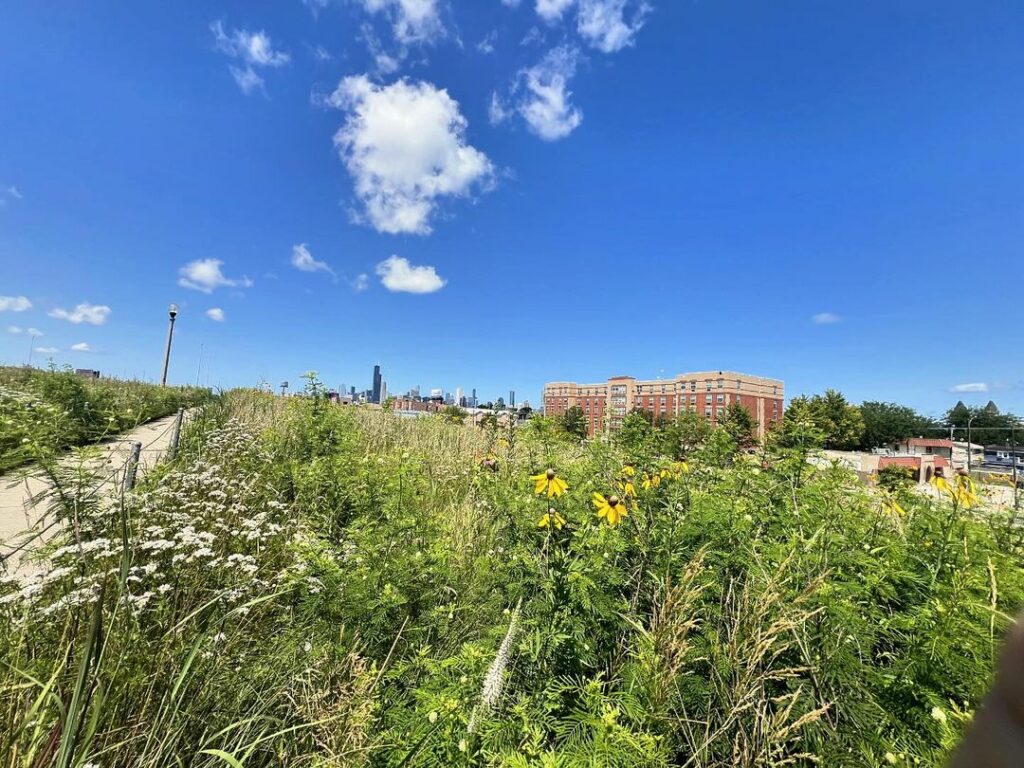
[1013, 421, 1019, 511]
[160, 304, 179, 387]
[967, 413, 977, 475]
[26, 330, 39, 367]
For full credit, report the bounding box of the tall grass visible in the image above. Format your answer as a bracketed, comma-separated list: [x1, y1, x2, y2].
[0, 387, 1019, 766]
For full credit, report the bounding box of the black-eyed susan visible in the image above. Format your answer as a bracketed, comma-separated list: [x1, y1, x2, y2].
[593, 492, 628, 526]
[622, 464, 636, 477]
[641, 472, 663, 491]
[955, 473, 979, 508]
[670, 461, 690, 477]
[617, 478, 637, 498]
[538, 508, 566, 530]
[532, 468, 568, 498]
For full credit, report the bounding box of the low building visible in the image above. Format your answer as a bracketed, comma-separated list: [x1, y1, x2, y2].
[75, 369, 100, 379]
[890, 438, 984, 470]
[544, 370, 784, 438]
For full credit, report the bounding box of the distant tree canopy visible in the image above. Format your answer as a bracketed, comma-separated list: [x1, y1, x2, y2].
[858, 401, 936, 451]
[778, 390, 863, 451]
[560, 405, 588, 439]
[441, 405, 467, 424]
[719, 401, 758, 450]
[944, 401, 1022, 446]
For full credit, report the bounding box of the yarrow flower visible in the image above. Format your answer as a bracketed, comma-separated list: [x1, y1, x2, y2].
[593, 493, 628, 526]
[531, 468, 568, 498]
[537, 508, 566, 530]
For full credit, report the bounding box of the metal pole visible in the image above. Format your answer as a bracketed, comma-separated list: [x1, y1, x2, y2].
[123, 441, 142, 493]
[967, 415, 974, 475]
[160, 304, 179, 387]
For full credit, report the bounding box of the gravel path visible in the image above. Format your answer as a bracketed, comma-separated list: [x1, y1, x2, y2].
[0, 413, 183, 573]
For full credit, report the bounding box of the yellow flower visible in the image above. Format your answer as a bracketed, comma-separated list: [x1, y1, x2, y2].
[882, 496, 906, 516]
[617, 479, 637, 498]
[955, 474, 979, 506]
[622, 464, 636, 477]
[641, 472, 662, 491]
[593, 492, 628, 526]
[538, 509, 566, 530]
[931, 475, 953, 496]
[670, 461, 690, 476]
[532, 468, 568, 498]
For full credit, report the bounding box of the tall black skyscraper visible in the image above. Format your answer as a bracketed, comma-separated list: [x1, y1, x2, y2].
[372, 365, 382, 404]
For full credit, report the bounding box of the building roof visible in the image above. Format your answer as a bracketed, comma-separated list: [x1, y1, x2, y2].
[904, 438, 953, 448]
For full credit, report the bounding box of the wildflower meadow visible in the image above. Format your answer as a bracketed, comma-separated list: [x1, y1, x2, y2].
[1, 380, 1020, 766]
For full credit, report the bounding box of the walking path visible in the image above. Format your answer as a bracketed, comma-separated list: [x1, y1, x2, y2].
[0, 413, 183, 573]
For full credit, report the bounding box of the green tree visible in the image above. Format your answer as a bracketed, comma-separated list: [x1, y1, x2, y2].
[441, 405, 467, 424]
[655, 410, 712, 459]
[560, 405, 588, 439]
[719, 401, 758, 450]
[808, 389, 865, 450]
[944, 401, 1022, 447]
[859, 401, 936, 450]
[777, 396, 825, 451]
[495, 397, 505, 411]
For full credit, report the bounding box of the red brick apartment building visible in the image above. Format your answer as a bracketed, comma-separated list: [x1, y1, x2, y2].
[544, 371, 785, 438]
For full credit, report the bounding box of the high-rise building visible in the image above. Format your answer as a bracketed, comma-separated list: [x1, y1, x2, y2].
[471, 388, 478, 408]
[544, 370, 784, 438]
[456, 387, 464, 406]
[372, 364, 382, 404]
[510, 390, 516, 408]
[380, 379, 388, 403]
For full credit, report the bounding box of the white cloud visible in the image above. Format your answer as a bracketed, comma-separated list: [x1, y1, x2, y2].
[205, 308, 226, 322]
[950, 382, 989, 394]
[517, 46, 583, 140]
[49, 303, 111, 325]
[0, 296, 32, 312]
[70, 342, 91, 352]
[6, 326, 22, 334]
[488, 92, 511, 125]
[178, 259, 252, 293]
[502, 0, 523, 6]
[211, 21, 289, 94]
[811, 312, 841, 325]
[352, 273, 370, 292]
[34, 347, 58, 355]
[27, 327, 42, 336]
[361, 0, 444, 45]
[536, 0, 575, 22]
[230, 66, 265, 95]
[576, 0, 649, 53]
[0, 186, 21, 206]
[376, 256, 446, 293]
[330, 76, 494, 235]
[477, 30, 498, 54]
[290, 243, 335, 276]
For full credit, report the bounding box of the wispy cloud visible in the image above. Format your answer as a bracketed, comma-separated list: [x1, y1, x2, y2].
[211, 21, 290, 95]
[494, 46, 583, 141]
[360, 0, 445, 46]
[376, 256, 446, 293]
[34, 346, 58, 355]
[178, 259, 252, 293]
[205, 308, 226, 322]
[351, 273, 369, 292]
[0, 186, 22, 207]
[0, 296, 32, 312]
[812, 312, 841, 325]
[70, 342, 91, 352]
[950, 382, 989, 394]
[49, 303, 111, 325]
[290, 243, 335, 277]
[534, 0, 649, 53]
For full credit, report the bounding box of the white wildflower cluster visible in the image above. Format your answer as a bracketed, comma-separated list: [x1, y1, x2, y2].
[0, 420, 299, 622]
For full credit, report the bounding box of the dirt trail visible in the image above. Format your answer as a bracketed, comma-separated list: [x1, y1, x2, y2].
[0, 413, 183, 573]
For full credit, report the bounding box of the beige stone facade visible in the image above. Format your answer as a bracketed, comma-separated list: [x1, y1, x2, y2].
[543, 371, 784, 438]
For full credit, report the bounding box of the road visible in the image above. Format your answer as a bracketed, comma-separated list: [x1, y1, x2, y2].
[0, 413, 183, 574]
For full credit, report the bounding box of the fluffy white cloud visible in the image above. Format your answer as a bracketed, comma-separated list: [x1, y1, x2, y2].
[178, 259, 252, 293]
[291, 243, 335, 276]
[211, 21, 290, 94]
[34, 347, 58, 355]
[6, 326, 21, 334]
[517, 46, 583, 140]
[330, 76, 494, 235]
[950, 382, 989, 394]
[70, 342, 91, 352]
[576, 0, 649, 53]
[361, 0, 444, 45]
[206, 308, 226, 322]
[351, 273, 370, 292]
[536, 0, 575, 22]
[49, 303, 111, 325]
[376, 256, 445, 293]
[811, 312, 841, 325]
[0, 296, 32, 312]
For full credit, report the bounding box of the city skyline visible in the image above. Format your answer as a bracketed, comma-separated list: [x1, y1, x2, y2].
[1, 3, 1022, 416]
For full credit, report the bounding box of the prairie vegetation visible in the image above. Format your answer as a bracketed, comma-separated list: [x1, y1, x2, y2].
[0, 366, 209, 471]
[0, 383, 1020, 766]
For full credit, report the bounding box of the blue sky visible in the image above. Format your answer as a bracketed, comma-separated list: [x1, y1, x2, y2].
[1, 1, 1022, 416]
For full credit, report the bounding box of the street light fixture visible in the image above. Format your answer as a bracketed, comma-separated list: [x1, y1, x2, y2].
[160, 303, 179, 387]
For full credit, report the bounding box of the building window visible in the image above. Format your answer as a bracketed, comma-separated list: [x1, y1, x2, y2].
[705, 394, 712, 404]
[704, 407, 712, 417]
[716, 394, 725, 403]
[690, 395, 697, 404]
[717, 378, 724, 389]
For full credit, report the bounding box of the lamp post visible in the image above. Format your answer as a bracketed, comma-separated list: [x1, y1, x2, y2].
[160, 303, 178, 387]
[966, 413, 977, 475]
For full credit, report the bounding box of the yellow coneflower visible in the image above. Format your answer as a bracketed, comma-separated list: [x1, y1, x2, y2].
[618, 479, 637, 498]
[931, 475, 953, 496]
[531, 468, 568, 498]
[593, 492, 628, 526]
[954, 474, 979, 508]
[537, 508, 566, 530]
[670, 461, 690, 476]
[622, 464, 636, 477]
[641, 472, 662, 491]
[881, 496, 906, 516]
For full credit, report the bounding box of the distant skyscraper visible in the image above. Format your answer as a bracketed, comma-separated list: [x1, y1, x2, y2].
[510, 390, 516, 408]
[350, 386, 356, 399]
[456, 387, 464, 406]
[380, 379, 388, 403]
[471, 388, 477, 408]
[372, 365, 382, 404]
